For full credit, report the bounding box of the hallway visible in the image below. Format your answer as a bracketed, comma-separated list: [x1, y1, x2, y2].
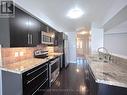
[44, 61, 89, 95]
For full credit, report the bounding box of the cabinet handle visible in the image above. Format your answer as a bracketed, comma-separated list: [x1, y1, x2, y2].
[28, 34, 30, 44]
[30, 34, 33, 44]
[50, 58, 59, 65]
[27, 69, 48, 84]
[32, 78, 48, 95]
[26, 64, 47, 76]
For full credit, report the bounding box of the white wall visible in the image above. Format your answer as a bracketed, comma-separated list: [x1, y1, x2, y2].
[91, 24, 104, 53]
[68, 32, 76, 63]
[103, 4, 127, 57]
[104, 32, 127, 57]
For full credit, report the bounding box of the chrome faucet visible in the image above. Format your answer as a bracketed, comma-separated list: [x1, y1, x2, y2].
[97, 47, 112, 63]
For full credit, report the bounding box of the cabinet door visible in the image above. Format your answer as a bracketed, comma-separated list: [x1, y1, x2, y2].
[57, 32, 63, 46]
[9, 7, 29, 47]
[40, 23, 47, 32]
[28, 15, 41, 46]
[54, 31, 58, 46]
[23, 63, 49, 95]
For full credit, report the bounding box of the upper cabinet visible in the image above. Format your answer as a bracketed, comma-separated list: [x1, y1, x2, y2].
[0, 5, 62, 47]
[54, 30, 63, 46]
[0, 6, 44, 47]
[27, 14, 41, 46]
[9, 7, 29, 47]
[10, 7, 42, 47]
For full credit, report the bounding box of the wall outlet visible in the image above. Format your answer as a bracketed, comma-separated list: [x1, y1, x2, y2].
[15, 52, 19, 57]
[20, 52, 24, 56]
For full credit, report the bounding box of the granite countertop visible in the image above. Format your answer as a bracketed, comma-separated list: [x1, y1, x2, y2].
[0, 53, 63, 74]
[87, 55, 127, 88]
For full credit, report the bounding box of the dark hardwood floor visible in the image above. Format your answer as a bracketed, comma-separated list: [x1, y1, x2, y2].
[43, 59, 89, 95]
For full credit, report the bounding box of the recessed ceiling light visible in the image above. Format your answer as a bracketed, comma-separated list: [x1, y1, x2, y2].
[67, 7, 84, 19]
[79, 31, 88, 35]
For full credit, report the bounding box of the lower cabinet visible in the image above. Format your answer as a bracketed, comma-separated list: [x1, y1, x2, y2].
[85, 61, 127, 95]
[59, 55, 63, 70]
[33, 79, 49, 95]
[22, 62, 49, 95]
[87, 65, 98, 95]
[89, 70, 98, 95]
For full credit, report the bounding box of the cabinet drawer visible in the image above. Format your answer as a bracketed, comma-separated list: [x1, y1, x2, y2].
[23, 63, 48, 82]
[33, 79, 49, 95]
[23, 69, 48, 95]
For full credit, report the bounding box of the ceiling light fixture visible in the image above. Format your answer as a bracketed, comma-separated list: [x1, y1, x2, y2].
[67, 7, 84, 19]
[79, 31, 88, 35]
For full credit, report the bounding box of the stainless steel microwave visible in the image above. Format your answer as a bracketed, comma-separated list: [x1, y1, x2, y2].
[41, 31, 54, 45]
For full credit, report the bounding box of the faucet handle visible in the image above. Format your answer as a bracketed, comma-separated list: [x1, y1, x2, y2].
[109, 55, 114, 63]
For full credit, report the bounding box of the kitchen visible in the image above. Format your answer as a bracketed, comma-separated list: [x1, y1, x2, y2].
[0, 0, 127, 95]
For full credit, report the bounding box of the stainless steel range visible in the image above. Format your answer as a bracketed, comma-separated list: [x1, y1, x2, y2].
[34, 50, 48, 58]
[34, 49, 60, 87]
[49, 57, 60, 87]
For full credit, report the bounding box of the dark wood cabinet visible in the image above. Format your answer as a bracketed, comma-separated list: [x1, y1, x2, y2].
[9, 7, 29, 47]
[54, 31, 63, 46]
[88, 67, 98, 95]
[57, 32, 63, 46]
[0, 5, 63, 47]
[22, 62, 49, 95]
[0, 6, 47, 47]
[40, 23, 47, 32]
[54, 31, 58, 46]
[1, 62, 49, 95]
[9, 7, 42, 47]
[27, 14, 41, 46]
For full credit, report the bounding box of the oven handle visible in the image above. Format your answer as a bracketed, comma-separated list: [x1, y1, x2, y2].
[50, 58, 59, 66]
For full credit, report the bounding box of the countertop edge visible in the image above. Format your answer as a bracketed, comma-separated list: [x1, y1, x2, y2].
[0, 54, 63, 74]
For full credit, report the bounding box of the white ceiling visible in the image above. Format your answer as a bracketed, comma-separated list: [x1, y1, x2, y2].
[14, 0, 126, 32]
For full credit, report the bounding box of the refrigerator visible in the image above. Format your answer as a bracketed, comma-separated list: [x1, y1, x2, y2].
[63, 34, 69, 68]
[54, 33, 69, 69]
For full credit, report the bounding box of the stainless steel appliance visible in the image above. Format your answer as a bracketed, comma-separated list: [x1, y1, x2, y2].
[34, 49, 48, 58]
[41, 31, 54, 45]
[63, 33, 69, 68]
[49, 57, 60, 87]
[54, 33, 69, 69]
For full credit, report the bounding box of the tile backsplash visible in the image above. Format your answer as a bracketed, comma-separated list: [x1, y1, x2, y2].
[1, 45, 49, 64]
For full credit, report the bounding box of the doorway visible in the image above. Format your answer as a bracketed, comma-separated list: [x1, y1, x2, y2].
[76, 31, 90, 63]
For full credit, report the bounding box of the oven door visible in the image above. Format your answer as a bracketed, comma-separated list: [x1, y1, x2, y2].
[49, 58, 60, 86]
